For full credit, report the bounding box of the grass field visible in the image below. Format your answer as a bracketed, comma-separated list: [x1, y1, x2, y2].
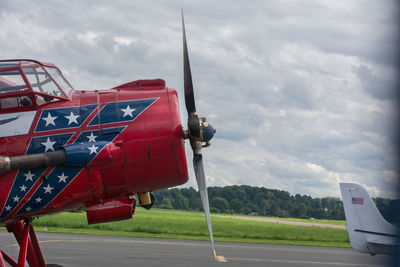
[26, 208, 350, 248]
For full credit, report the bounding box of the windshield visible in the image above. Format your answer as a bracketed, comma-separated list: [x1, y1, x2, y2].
[22, 66, 66, 98]
[0, 60, 73, 110]
[0, 69, 29, 94]
[45, 67, 73, 96]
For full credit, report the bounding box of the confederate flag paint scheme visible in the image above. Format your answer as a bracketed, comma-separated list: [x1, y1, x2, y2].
[0, 59, 189, 226]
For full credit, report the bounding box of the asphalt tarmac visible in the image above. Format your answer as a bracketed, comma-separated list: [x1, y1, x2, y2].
[0, 230, 395, 267]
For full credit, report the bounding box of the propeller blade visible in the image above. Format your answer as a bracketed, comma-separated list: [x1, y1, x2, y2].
[181, 11, 201, 138]
[182, 11, 224, 261]
[193, 153, 226, 262]
[193, 153, 214, 251]
[182, 10, 196, 115]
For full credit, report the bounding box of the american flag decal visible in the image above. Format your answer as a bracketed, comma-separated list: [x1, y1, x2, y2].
[352, 197, 363, 205]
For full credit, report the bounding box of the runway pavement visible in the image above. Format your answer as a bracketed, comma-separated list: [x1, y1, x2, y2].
[0, 230, 395, 267]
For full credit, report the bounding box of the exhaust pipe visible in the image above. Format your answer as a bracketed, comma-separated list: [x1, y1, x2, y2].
[0, 150, 66, 174]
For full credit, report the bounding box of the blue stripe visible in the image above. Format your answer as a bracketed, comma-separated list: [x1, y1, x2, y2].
[88, 98, 157, 126]
[35, 104, 97, 132]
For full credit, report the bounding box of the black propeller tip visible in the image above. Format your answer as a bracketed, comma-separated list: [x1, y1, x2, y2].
[182, 11, 196, 115]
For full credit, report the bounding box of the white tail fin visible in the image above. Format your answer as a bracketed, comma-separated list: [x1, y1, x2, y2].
[340, 183, 399, 255]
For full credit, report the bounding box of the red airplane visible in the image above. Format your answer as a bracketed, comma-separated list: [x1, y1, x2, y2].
[0, 14, 222, 267]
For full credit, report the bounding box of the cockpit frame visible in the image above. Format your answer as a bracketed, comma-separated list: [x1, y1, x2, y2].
[0, 59, 74, 113]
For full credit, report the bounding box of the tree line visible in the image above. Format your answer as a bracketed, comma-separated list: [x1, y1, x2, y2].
[151, 185, 399, 223]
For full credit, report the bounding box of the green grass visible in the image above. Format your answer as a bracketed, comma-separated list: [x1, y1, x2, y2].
[25, 208, 350, 248]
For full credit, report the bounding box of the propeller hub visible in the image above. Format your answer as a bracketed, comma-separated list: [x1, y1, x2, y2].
[200, 119, 216, 143]
[185, 117, 215, 149]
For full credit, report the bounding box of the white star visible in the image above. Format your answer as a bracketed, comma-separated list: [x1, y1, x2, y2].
[35, 197, 42, 203]
[42, 112, 57, 127]
[25, 207, 31, 212]
[64, 111, 79, 125]
[20, 185, 27, 192]
[5, 205, 11, 211]
[88, 144, 99, 155]
[121, 105, 135, 118]
[24, 170, 35, 182]
[13, 195, 20, 202]
[86, 132, 97, 143]
[41, 137, 56, 152]
[57, 173, 68, 183]
[43, 184, 54, 194]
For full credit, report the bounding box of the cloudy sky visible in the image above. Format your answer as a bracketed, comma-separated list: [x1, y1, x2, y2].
[1, 0, 398, 198]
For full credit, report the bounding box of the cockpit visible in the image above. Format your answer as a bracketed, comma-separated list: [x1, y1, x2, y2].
[0, 59, 74, 112]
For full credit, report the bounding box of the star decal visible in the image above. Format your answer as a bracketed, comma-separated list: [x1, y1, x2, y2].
[5, 205, 11, 211]
[35, 197, 42, 203]
[43, 184, 54, 194]
[25, 207, 31, 212]
[65, 111, 80, 125]
[57, 173, 68, 183]
[13, 195, 20, 202]
[42, 112, 57, 127]
[88, 144, 99, 155]
[41, 137, 56, 152]
[121, 105, 135, 118]
[24, 170, 35, 182]
[20, 185, 27, 192]
[87, 132, 97, 143]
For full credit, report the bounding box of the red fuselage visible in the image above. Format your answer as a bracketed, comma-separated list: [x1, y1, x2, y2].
[0, 60, 188, 225]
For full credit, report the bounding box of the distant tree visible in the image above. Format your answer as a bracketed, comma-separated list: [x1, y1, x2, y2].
[257, 199, 268, 216]
[266, 191, 274, 199]
[220, 187, 235, 202]
[210, 207, 220, 213]
[260, 200, 271, 216]
[268, 202, 278, 216]
[151, 185, 397, 221]
[173, 194, 189, 210]
[374, 198, 400, 223]
[235, 189, 249, 202]
[241, 206, 251, 215]
[210, 197, 230, 213]
[276, 209, 289, 218]
[188, 197, 202, 211]
[388, 199, 400, 223]
[230, 198, 243, 213]
[275, 190, 290, 201]
[291, 203, 307, 218]
[254, 192, 267, 206]
[311, 208, 325, 219]
[182, 187, 202, 210]
[160, 197, 173, 209]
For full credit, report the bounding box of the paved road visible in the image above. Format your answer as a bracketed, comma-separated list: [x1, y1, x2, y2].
[217, 216, 346, 229]
[0, 231, 395, 267]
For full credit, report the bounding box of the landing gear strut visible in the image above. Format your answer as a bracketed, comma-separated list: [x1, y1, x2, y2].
[0, 219, 54, 267]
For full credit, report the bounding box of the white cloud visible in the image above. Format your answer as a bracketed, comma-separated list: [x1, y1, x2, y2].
[77, 32, 99, 46]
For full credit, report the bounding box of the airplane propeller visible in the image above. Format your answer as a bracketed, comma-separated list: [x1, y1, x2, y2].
[181, 11, 225, 263]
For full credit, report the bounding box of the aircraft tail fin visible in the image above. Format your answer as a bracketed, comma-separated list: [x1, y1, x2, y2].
[340, 183, 398, 255]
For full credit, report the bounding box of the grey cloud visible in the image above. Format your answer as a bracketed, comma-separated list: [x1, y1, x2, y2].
[353, 65, 397, 100]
